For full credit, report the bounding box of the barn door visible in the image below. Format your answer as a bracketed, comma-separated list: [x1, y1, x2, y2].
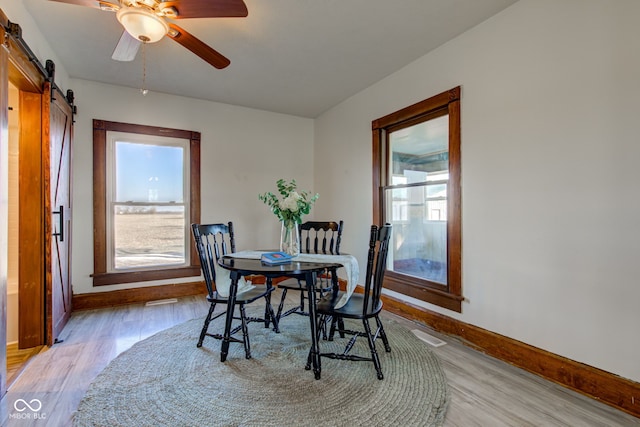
[45, 82, 73, 344]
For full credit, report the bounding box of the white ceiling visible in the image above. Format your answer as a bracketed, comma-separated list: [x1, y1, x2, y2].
[22, 0, 517, 118]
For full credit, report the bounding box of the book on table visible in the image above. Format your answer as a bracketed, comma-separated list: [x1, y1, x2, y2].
[261, 251, 294, 264]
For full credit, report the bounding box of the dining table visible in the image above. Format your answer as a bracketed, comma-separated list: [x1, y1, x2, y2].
[217, 251, 358, 379]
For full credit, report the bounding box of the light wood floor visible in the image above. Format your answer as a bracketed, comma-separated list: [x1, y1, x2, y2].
[1, 292, 638, 426]
[6, 343, 44, 386]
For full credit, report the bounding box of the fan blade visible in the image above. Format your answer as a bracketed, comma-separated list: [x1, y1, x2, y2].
[167, 23, 230, 69]
[112, 31, 141, 61]
[48, 0, 119, 11]
[160, 0, 248, 19]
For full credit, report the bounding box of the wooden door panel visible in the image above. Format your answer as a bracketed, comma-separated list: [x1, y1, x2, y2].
[18, 91, 45, 348]
[0, 21, 7, 399]
[46, 83, 73, 343]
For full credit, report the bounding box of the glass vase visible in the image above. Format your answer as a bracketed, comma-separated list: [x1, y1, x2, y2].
[280, 220, 300, 257]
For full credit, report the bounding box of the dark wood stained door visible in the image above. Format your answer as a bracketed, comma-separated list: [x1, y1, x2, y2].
[46, 83, 73, 344]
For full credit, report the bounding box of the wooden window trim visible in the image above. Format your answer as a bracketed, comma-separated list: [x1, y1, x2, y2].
[92, 120, 201, 286]
[372, 86, 462, 312]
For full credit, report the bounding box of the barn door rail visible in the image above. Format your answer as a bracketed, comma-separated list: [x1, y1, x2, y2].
[2, 19, 76, 112]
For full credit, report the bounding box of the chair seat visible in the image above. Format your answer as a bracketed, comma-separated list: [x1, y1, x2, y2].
[316, 292, 383, 319]
[208, 285, 274, 304]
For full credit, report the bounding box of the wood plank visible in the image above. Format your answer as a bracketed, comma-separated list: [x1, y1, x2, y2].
[6, 343, 43, 385]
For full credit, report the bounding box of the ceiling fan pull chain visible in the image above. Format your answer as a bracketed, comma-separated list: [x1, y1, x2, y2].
[140, 42, 149, 96]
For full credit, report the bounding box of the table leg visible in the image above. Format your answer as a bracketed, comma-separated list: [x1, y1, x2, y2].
[221, 271, 240, 362]
[304, 271, 321, 379]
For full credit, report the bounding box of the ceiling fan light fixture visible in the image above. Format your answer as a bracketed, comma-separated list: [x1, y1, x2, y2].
[116, 7, 168, 43]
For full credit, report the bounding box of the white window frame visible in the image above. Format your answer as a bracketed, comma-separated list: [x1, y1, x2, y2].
[105, 131, 191, 273]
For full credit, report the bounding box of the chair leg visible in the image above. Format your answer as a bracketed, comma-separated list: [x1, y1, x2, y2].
[197, 301, 217, 348]
[307, 314, 326, 371]
[265, 296, 280, 333]
[375, 315, 391, 352]
[328, 271, 345, 338]
[320, 315, 328, 341]
[316, 286, 330, 340]
[327, 315, 345, 341]
[277, 285, 307, 321]
[337, 317, 345, 338]
[298, 286, 306, 312]
[264, 291, 272, 329]
[239, 304, 252, 359]
[328, 315, 338, 341]
[363, 318, 384, 380]
[276, 288, 289, 321]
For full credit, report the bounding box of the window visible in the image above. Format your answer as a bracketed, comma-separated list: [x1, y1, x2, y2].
[108, 133, 189, 271]
[93, 120, 201, 286]
[372, 87, 462, 312]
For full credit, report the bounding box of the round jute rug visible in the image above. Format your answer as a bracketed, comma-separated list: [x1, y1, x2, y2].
[73, 313, 449, 426]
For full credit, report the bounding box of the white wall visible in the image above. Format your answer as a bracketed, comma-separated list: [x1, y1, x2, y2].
[70, 79, 315, 294]
[0, 0, 69, 90]
[315, 0, 640, 383]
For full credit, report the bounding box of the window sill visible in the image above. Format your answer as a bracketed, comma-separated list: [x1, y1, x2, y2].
[384, 273, 463, 312]
[92, 266, 202, 286]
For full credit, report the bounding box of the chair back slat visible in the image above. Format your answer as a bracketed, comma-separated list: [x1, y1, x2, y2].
[361, 223, 392, 315]
[191, 222, 235, 297]
[299, 220, 343, 255]
[305, 234, 312, 254]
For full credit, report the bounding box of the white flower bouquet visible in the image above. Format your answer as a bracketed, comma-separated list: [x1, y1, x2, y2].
[258, 179, 319, 228]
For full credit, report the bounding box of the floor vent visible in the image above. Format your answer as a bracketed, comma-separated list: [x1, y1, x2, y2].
[412, 329, 447, 347]
[145, 298, 179, 307]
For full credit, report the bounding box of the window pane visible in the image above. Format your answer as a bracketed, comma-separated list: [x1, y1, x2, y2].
[385, 187, 447, 285]
[427, 182, 447, 221]
[113, 205, 186, 269]
[115, 141, 184, 203]
[389, 116, 448, 182]
[387, 114, 449, 285]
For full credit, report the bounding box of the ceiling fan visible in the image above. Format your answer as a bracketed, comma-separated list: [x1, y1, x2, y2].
[49, 0, 248, 69]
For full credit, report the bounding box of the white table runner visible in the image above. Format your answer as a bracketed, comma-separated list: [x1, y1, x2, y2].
[219, 251, 359, 309]
[213, 260, 255, 298]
